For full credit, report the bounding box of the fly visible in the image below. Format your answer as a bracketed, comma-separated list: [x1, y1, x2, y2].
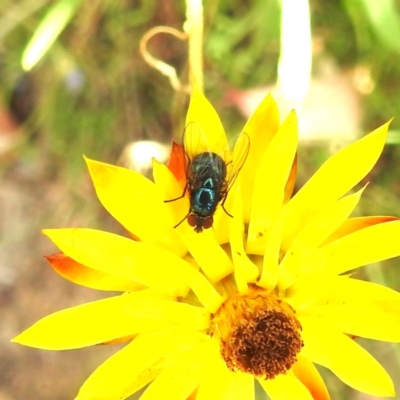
[166, 123, 250, 232]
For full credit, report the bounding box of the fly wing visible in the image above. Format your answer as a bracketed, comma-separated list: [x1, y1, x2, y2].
[183, 121, 225, 184]
[182, 122, 247, 191]
[183, 121, 213, 160]
[225, 132, 250, 192]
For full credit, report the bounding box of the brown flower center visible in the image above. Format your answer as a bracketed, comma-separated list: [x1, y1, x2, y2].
[212, 286, 303, 379]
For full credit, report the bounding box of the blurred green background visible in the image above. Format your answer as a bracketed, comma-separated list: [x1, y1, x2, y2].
[1, 0, 400, 399]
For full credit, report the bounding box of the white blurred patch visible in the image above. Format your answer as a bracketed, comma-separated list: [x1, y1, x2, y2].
[119, 140, 170, 174]
[228, 59, 361, 144]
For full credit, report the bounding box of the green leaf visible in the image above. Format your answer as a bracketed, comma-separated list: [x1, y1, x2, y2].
[22, 0, 83, 71]
[360, 0, 400, 53]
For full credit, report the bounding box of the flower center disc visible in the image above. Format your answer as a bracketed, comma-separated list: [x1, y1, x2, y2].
[213, 286, 303, 379]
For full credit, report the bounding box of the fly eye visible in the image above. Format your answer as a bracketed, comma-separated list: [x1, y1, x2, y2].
[187, 214, 197, 227]
[203, 217, 213, 230]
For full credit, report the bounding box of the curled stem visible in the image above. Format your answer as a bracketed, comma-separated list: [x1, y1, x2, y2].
[140, 26, 189, 93]
[140, 0, 204, 93]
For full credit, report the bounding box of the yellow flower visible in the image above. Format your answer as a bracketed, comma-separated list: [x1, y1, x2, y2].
[13, 89, 400, 400]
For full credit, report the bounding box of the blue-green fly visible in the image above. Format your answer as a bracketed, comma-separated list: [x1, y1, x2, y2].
[166, 124, 250, 232]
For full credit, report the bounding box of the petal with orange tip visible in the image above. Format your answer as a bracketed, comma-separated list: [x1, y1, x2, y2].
[43, 228, 190, 297]
[44, 228, 224, 312]
[323, 216, 397, 245]
[300, 314, 395, 397]
[291, 355, 330, 400]
[167, 141, 187, 189]
[101, 335, 134, 345]
[46, 253, 145, 292]
[281, 122, 390, 251]
[258, 370, 314, 400]
[279, 189, 364, 288]
[305, 220, 400, 275]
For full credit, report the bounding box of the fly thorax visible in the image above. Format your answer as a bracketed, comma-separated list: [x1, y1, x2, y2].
[203, 177, 215, 189]
[191, 187, 219, 216]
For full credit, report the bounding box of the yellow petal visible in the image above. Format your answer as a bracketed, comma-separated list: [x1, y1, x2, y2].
[157, 338, 213, 369]
[124, 300, 210, 331]
[77, 341, 159, 400]
[300, 314, 395, 397]
[214, 133, 251, 245]
[284, 154, 298, 202]
[43, 228, 190, 296]
[222, 372, 255, 400]
[140, 341, 210, 400]
[140, 364, 202, 400]
[152, 158, 190, 234]
[233, 267, 249, 296]
[76, 325, 207, 400]
[305, 220, 400, 274]
[179, 228, 234, 283]
[282, 122, 390, 251]
[46, 253, 145, 292]
[279, 188, 363, 288]
[291, 355, 330, 400]
[86, 157, 186, 256]
[323, 216, 397, 245]
[230, 183, 259, 294]
[153, 160, 233, 283]
[287, 273, 342, 309]
[258, 370, 314, 400]
[299, 276, 400, 342]
[102, 336, 134, 345]
[241, 93, 280, 221]
[259, 217, 282, 290]
[190, 341, 228, 400]
[12, 291, 174, 350]
[185, 88, 228, 156]
[46, 228, 223, 311]
[213, 190, 234, 245]
[197, 374, 233, 400]
[247, 110, 298, 255]
[177, 260, 225, 313]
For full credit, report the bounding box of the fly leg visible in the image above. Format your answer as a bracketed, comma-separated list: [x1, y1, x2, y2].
[164, 184, 190, 229]
[173, 211, 191, 228]
[221, 195, 233, 218]
[164, 183, 188, 203]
